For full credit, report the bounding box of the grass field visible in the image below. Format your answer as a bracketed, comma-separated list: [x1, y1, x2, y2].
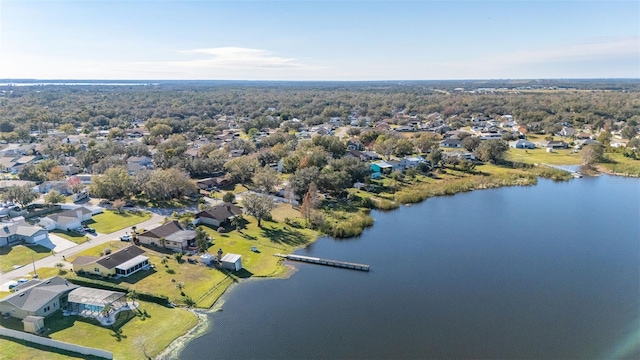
[0, 336, 101, 360]
[0, 245, 51, 273]
[505, 147, 583, 165]
[0, 301, 197, 360]
[50, 230, 89, 244]
[85, 210, 152, 234]
[599, 152, 640, 176]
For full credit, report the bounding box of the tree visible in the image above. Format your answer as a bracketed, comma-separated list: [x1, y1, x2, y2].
[627, 137, 640, 149]
[195, 227, 209, 253]
[252, 166, 280, 194]
[300, 182, 320, 221]
[47, 166, 66, 181]
[55, 262, 65, 275]
[290, 166, 320, 200]
[242, 193, 276, 227]
[222, 192, 236, 203]
[582, 144, 604, 166]
[394, 139, 414, 156]
[474, 140, 509, 163]
[127, 290, 139, 307]
[44, 190, 65, 205]
[462, 136, 481, 152]
[621, 126, 638, 140]
[413, 133, 439, 154]
[149, 123, 173, 138]
[312, 135, 346, 157]
[90, 167, 132, 200]
[597, 132, 612, 148]
[112, 199, 126, 214]
[2, 185, 37, 208]
[224, 156, 258, 184]
[427, 148, 443, 168]
[374, 137, 397, 160]
[159, 237, 167, 249]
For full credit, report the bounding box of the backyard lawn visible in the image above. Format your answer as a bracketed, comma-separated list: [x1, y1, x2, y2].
[0, 337, 100, 360]
[0, 301, 197, 360]
[85, 210, 152, 234]
[0, 245, 51, 273]
[50, 230, 89, 244]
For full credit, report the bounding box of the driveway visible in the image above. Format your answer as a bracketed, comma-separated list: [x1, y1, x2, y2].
[36, 234, 78, 253]
[0, 213, 165, 284]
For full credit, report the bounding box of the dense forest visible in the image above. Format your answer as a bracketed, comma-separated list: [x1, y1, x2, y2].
[0, 80, 638, 141]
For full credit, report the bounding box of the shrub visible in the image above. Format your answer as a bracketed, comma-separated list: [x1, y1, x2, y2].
[166, 268, 176, 274]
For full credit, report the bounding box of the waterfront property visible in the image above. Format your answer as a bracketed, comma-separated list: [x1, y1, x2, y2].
[65, 287, 127, 325]
[71, 245, 149, 278]
[137, 220, 196, 252]
[0, 276, 79, 321]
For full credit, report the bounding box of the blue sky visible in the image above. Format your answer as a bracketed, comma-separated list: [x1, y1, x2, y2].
[1, 1, 638, 80]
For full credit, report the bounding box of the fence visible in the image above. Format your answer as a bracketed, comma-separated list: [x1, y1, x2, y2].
[0, 327, 113, 359]
[22, 205, 62, 220]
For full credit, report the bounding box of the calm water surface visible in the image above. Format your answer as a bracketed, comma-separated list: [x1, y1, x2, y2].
[177, 175, 640, 359]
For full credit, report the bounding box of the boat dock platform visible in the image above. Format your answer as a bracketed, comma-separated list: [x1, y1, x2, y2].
[275, 254, 370, 272]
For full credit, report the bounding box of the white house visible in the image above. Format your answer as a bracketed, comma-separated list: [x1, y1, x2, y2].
[40, 206, 100, 231]
[509, 139, 536, 149]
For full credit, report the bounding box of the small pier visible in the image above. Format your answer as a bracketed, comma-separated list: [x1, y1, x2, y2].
[275, 254, 370, 272]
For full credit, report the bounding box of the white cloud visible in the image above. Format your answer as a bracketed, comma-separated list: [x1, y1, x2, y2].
[171, 47, 312, 69]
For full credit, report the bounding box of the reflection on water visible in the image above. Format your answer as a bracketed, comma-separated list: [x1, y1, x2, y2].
[177, 176, 640, 359]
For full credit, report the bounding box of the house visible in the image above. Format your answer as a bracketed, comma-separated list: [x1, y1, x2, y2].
[371, 161, 393, 174]
[39, 206, 100, 231]
[60, 165, 80, 176]
[557, 127, 576, 137]
[72, 245, 149, 278]
[361, 151, 381, 161]
[478, 132, 503, 140]
[440, 138, 462, 148]
[34, 181, 72, 195]
[545, 141, 569, 149]
[574, 139, 603, 148]
[0, 219, 49, 247]
[127, 156, 152, 167]
[0, 276, 79, 320]
[399, 156, 425, 169]
[220, 253, 242, 271]
[194, 203, 243, 228]
[137, 220, 196, 252]
[196, 176, 230, 191]
[66, 287, 127, 324]
[509, 139, 536, 149]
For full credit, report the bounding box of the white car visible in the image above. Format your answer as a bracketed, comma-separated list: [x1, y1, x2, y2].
[120, 235, 131, 241]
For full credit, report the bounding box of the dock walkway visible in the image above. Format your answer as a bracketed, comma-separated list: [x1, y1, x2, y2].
[275, 254, 370, 271]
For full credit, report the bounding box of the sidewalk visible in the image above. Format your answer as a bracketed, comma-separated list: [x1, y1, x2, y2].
[0, 213, 164, 285]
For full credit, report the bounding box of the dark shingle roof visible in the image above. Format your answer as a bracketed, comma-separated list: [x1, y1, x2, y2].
[96, 245, 145, 270]
[139, 220, 187, 239]
[197, 203, 243, 221]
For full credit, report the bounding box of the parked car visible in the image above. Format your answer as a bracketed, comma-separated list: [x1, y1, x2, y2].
[7, 281, 18, 290]
[120, 235, 131, 241]
[83, 226, 96, 234]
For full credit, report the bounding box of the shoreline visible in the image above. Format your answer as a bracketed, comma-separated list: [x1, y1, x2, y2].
[155, 164, 637, 358]
[158, 265, 299, 359]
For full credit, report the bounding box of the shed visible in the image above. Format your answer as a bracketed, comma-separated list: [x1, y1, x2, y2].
[200, 253, 214, 265]
[221, 253, 242, 271]
[22, 315, 45, 334]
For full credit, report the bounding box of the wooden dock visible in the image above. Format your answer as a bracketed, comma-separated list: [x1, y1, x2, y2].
[275, 254, 370, 272]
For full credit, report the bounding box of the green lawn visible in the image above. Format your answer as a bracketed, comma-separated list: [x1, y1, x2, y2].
[0, 336, 101, 360]
[599, 152, 640, 176]
[85, 210, 152, 234]
[0, 301, 198, 360]
[0, 245, 52, 273]
[505, 147, 583, 166]
[50, 230, 89, 244]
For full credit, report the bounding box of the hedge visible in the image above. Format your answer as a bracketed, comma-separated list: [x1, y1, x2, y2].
[66, 275, 169, 306]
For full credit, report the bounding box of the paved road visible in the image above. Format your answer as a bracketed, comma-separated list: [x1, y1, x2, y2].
[0, 213, 165, 286]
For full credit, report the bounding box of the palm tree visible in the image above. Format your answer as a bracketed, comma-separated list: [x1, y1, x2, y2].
[126, 290, 139, 307]
[159, 237, 166, 249]
[131, 226, 137, 235]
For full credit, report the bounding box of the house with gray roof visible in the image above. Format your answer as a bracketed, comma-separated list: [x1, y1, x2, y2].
[137, 220, 196, 252]
[72, 245, 149, 278]
[0, 276, 79, 320]
[39, 206, 100, 231]
[0, 219, 49, 247]
[195, 203, 243, 227]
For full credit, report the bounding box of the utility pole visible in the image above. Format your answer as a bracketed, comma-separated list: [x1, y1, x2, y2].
[31, 254, 38, 278]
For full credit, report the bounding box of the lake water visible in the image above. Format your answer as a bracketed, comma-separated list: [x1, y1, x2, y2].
[176, 175, 640, 359]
